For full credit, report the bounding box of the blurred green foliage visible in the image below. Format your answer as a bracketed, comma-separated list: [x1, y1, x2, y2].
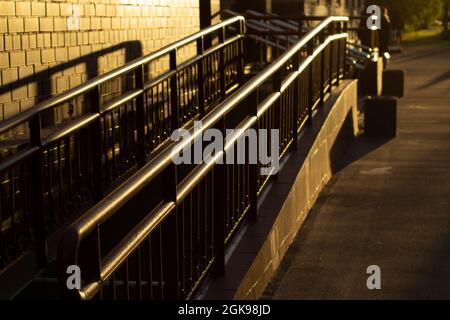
[372, 0, 445, 30]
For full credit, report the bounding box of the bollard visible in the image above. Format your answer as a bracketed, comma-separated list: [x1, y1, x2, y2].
[383, 69, 405, 98]
[360, 57, 383, 96]
[364, 96, 397, 138]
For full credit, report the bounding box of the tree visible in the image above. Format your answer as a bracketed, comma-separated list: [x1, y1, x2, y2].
[372, 0, 443, 30]
[444, 0, 449, 39]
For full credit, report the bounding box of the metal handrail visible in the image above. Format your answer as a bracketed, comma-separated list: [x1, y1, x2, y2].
[224, 9, 303, 49]
[223, 16, 347, 96]
[58, 16, 349, 300]
[0, 16, 247, 292]
[242, 11, 373, 71]
[244, 10, 306, 33]
[62, 15, 349, 237]
[0, 16, 246, 134]
[223, 12, 291, 51]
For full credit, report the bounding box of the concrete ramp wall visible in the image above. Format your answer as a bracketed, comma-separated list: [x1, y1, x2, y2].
[197, 79, 359, 300]
[235, 80, 359, 299]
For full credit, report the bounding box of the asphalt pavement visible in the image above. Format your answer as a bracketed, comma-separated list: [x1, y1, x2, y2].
[262, 44, 450, 300]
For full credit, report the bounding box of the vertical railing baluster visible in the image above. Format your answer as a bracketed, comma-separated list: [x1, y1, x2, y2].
[219, 27, 226, 100]
[319, 30, 326, 107]
[336, 22, 342, 85]
[197, 37, 206, 118]
[238, 21, 245, 86]
[170, 50, 179, 130]
[307, 40, 314, 126]
[213, 119, 226, 275]
[272, 70, 281, 178]
[343, 21, 348, 79]
[137, 246, 143, 300]
[0, 174, 3, 245]
[65, 136, 73, 209]
[9, 170, 17, 254]
[124, 260, 130, 300]
[135, 65, 146, 167]
[292, 53, 300, 150]
[298, 16, 303, 38]
[329, 24, 334, 92]
[29, 114, 47, 267]
[162, 163, 179, 299]
[248, 90, 259, 221]
[89, 86, 103, 202]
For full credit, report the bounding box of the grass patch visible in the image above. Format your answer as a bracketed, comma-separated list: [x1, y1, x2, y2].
[402, 27, 450, 46]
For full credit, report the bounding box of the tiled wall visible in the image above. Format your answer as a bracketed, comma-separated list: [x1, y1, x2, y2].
[0, 0, 200, 120]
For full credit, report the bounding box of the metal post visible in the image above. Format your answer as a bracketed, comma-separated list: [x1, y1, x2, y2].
[29, 115, 47, 268]
[199, 0, 213, 49]
[248, 90, 258, 221]
[343, 21, 348, 78]
[336, 22, 341, 85]
[199, 0, 212, 29]
[135, 65, 146, 167]
[238, 20, 245, 86]
[212, 120, 226, 275]
[329, 24, 334, 93]
[307, 40, 314, 126]
[272, 71, 281, 180]
[89, 86, 103, 202]
[299, 0, 305, 38]
[219, 27, 226, 100]
[170, 50, 179, 130]
[319, 30, 326, 107]
[298, 16, 303, 38]
[292, 53, 300, 150]
[273, 70, 281, 125]
[197, 37, 206, 117]
[162, 163, 179, 299]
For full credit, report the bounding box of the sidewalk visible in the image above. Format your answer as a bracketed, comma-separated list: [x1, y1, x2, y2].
[262, 44, 450, 299]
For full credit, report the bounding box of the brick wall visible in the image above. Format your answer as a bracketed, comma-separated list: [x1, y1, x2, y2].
[0, 0, 200, 121]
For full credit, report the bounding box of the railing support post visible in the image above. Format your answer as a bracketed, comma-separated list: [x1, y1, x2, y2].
[238, 21, 245, 86]
[170, 50, 179, 130]
[89, 86, 103, 202]
[135, 65, 146, 167]
[298, 15, 303, 38]
[319, 31, 326, 107]
[212, 119, 226, 275]
[219, 27, 227, 100]
[336, 23, 342, 85]
[292, 54, 300, 150]
[329, 24, 334, 93]
[162, 163, 179, 299]
[329, 42, 334, 92]
[29, 115, 47, 268]
[272, 71, 281, 180]
[307, 41, 314, 126]
[248, 90, 259, 221]
[197, 37, 206, 118]
[343, 21, 348, 79]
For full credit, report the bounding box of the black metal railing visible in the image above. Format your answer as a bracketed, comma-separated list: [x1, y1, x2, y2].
[57, 16, 349, 300]
[223, 10, 375, 72]
[0, 16, 245, 273]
